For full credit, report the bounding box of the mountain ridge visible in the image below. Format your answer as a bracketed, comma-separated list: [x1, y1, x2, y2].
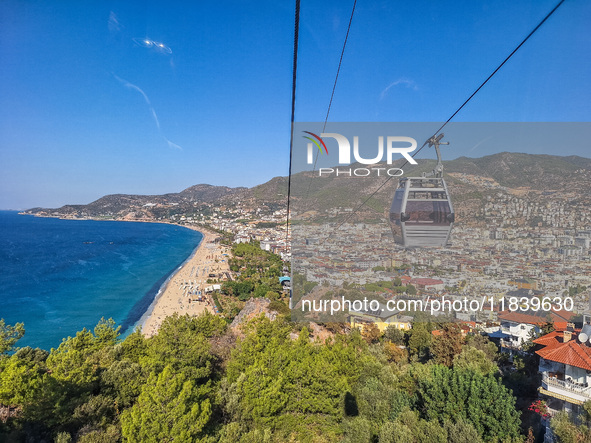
[22, 152, 591, 222]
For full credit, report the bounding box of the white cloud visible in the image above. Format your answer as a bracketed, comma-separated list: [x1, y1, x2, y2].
[380, 78, 419, 100]
[166, 139, 183, 150]
[113, 74, 182, 150]
[108, 12, 122, 33]
[468, 136, 492, 153]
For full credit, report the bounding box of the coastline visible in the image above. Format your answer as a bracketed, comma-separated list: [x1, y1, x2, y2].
[133, 234, 203, 332]
[19, 212, 227, 338]
[141, 226, 227, 337]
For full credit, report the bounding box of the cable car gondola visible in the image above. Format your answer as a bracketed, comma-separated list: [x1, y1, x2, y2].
[389, 134, 454, 247]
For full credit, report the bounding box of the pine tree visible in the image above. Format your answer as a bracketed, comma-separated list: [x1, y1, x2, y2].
[121, 365, 211, 442]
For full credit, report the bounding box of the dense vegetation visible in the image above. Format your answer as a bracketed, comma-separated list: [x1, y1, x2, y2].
[0, 311, 543, 443]
[1, 242, 588, 442]
[222, 242, 285, 302]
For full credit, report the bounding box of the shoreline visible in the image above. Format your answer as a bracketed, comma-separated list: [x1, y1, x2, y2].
[134, 231, 204, 331]
[19, 212, 227, 338]
[141, 226, 228, 337]
[18, 212, 222, 234]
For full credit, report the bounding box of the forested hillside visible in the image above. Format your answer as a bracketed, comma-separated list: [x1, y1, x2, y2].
[1, 312, 570, 443]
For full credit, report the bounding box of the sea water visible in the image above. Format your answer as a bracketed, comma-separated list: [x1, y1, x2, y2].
[0, 211, 203, 350]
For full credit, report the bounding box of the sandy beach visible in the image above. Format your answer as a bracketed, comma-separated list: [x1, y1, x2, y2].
[142, 226, 229, 337]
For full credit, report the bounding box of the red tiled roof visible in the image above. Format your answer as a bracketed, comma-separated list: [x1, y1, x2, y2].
[534, 330, 591, 371]
[551, 310, 574, 322]
[533, 330, 564, 347]
[498, 311, 547, 326]
[411, 278, 444, 286]
[498, 309, 573, 326]
[553, 321, 568, 331]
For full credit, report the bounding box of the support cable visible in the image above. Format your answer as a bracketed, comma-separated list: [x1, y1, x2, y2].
[306, 0, 358, 196]
[285, 0, 301, 251]
[321, 0, 566, 243]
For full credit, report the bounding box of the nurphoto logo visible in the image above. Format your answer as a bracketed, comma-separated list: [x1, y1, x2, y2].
[303, 131, 417, 177]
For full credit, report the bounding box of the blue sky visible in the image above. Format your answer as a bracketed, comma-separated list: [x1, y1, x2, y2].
[1, 0, 589, 209]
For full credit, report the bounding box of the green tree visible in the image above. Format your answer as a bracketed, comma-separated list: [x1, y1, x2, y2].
[342, 417, 372, 443]
[119, 328, 148, 363]
[142, 312, 224, 381]
[101, 359, 145, 408]
[54, 432, 72, 443]
[465, 334, 498, 362]
[45, 318, 121, 391]
[77, 425, 121, 443]
[416, 365, 521, 441]
[253, 283, 272, 298]
[70, 394, 117, 436]
[0, 319, 25, 356]
[431, 323, 464, 367]
[93, 317, 120, 348]
[443, 418, 483, 443]
[222, 317, 378, 440]
[384, 326, 405, 345]
[45, 328, 100, 391]
[407, 322, 431, 362]
[362, 323, 382, 344]
[550, 411, 591, 442]
[352, 367, 410, 436]
[14, 346, 49, 364]
[378, 409, 447, 443]
[453, 347, 497, 376]
[121, 365, 211, 442]
[0, 351, 63, 428]
[224, 325, 345, 425]
[0, 354, 46, 410]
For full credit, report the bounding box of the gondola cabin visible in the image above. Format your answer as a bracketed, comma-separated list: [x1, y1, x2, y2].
[389, 176, 454, 247]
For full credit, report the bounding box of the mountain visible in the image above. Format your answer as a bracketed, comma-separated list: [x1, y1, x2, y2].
[289, 151, 591, 210]
[23, 184, 246, 220]
[23, 152, 591, 224]
[178, 184, 246, 202]
[444, 152, 591, 190]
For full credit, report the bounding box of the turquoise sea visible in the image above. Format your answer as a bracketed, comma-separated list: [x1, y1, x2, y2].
[0, 211, 203, 350]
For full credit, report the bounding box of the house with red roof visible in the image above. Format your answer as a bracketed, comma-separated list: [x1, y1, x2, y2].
[490, 309, 573, 352]
[410, 278, 444, 292]
[533, 324, 591, 418]
[399, 275, 412, 285]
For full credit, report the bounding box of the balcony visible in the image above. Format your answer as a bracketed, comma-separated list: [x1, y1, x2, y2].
[541, 373, 591, 403]
[500, 339, 522, 350]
